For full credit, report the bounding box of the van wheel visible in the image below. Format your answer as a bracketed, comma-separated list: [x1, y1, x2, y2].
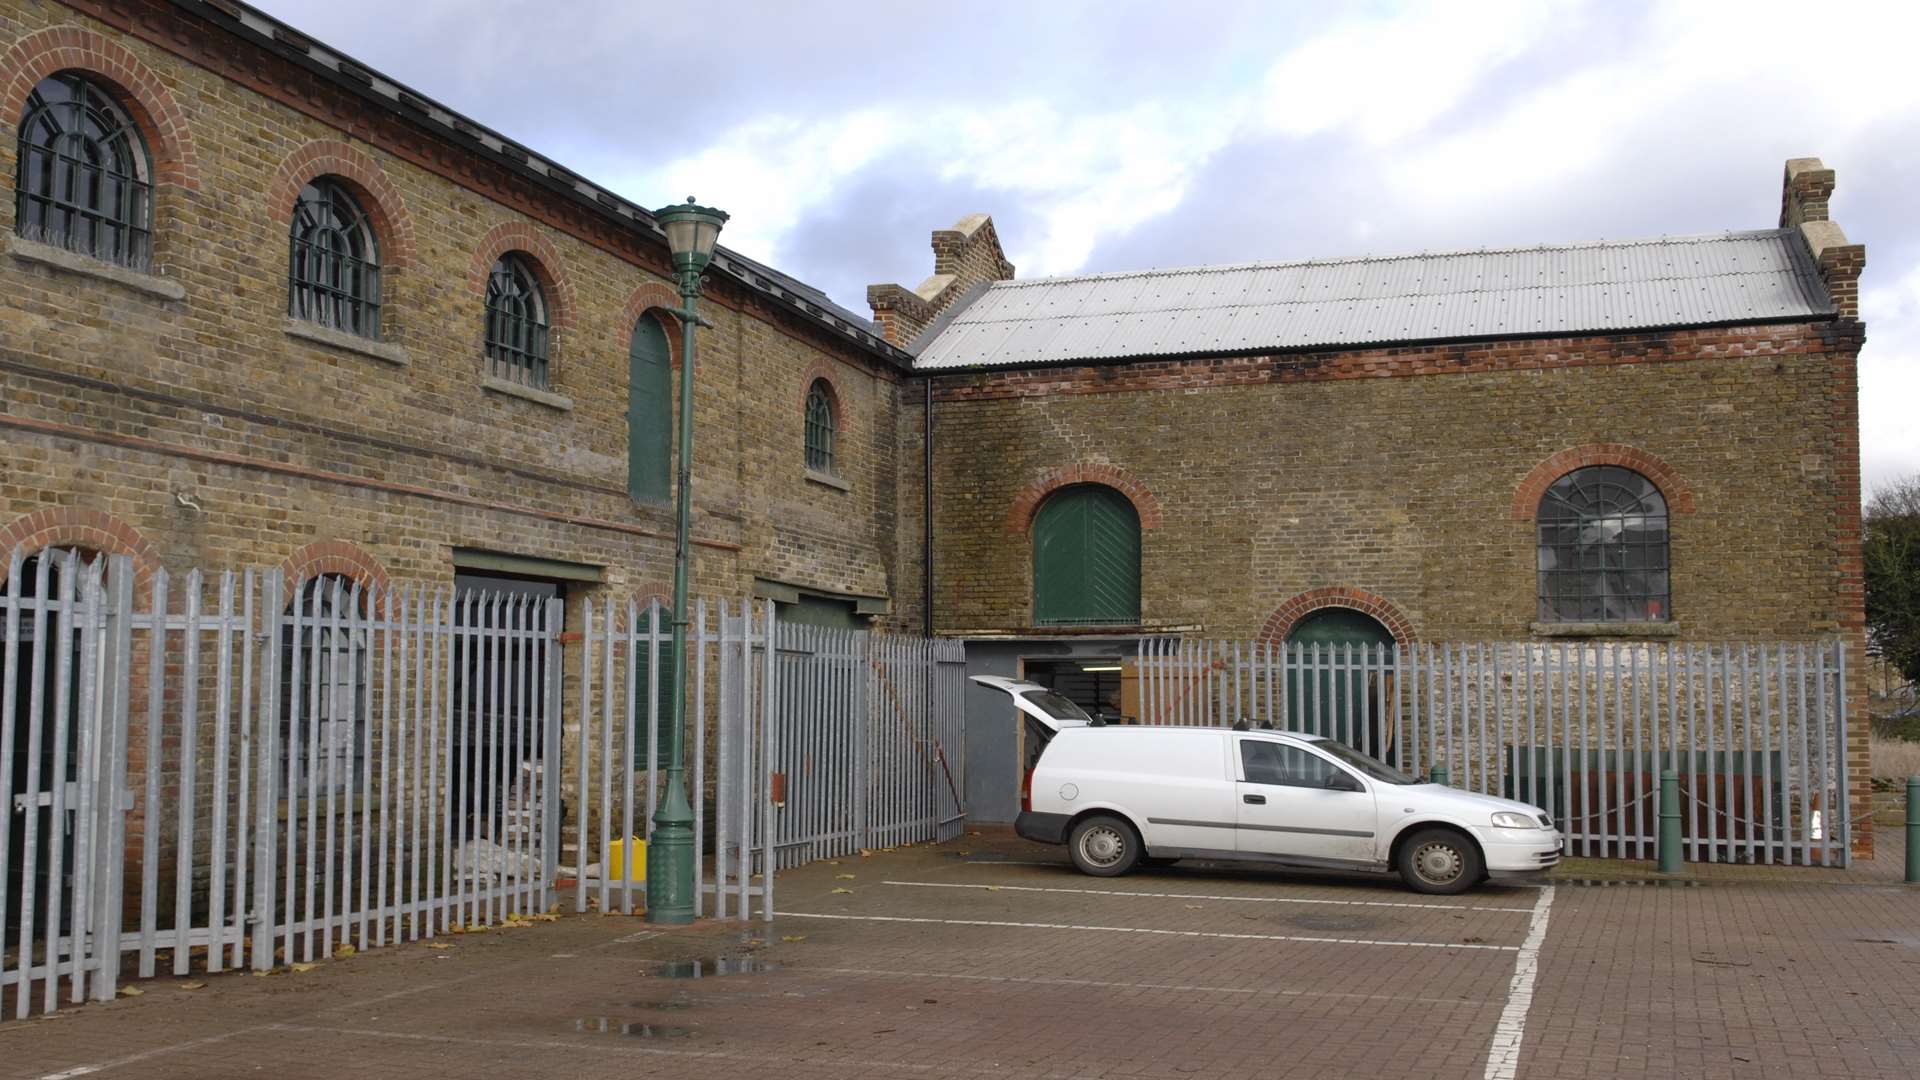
[1068, 816, 1140, 877]
[1397, 828, 1483, 895]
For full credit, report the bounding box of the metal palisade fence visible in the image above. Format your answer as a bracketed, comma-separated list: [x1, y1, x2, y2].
[1137, 637, 1851, 867]
[1, 554, 965, 1016]
[574, 601, 967, 922]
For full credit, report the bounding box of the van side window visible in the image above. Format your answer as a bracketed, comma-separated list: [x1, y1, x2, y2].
[1240, 741, 1339, 788]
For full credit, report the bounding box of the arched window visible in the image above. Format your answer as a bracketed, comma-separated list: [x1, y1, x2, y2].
[484, 254, 550, 389]
[280, 574, 369, 796]
[1536, 466, 1671, 622]
[628, 316, 672, 501]
[1033, 484, 1141, 626]
[14, 71, 152, 268]
[289, 178, 381, 338]
[804, 380, 836, 474]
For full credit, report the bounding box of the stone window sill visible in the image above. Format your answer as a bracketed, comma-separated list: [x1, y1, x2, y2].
[285, 317, 408, 366]
[8, 236, 185, 301]
[805, 469, 851, 492]
[1530, 620, 1682, 639]
[481, 375, 573, 411]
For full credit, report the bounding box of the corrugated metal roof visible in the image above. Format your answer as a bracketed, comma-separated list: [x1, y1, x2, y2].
[911, 230, 1832, 370]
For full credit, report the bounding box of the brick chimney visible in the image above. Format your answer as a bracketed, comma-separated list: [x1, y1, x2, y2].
[1780, 157, 1865, 320]
[867, 214, 1015, 347]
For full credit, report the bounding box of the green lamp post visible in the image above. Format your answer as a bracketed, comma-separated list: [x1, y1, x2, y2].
[646, 196, 728, 923]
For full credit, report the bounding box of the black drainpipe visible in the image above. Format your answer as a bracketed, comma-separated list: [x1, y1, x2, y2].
[922, 376, 935, 638]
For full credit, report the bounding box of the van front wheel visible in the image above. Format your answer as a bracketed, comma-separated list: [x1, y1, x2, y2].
[1397, 827, 1483, 895]
[1069, 815, 1140, 877]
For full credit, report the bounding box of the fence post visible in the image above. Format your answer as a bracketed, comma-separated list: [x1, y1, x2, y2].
[542, 596, 565, 909]
[1659, 770, 1682, 874]
[1906, 776, 1918, 886]
[1428, 766, 1449, 787]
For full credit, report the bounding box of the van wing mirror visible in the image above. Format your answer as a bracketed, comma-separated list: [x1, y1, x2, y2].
[1326, 771, 1363, 793]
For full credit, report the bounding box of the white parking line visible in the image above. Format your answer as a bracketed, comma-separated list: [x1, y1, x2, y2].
[775, 911, 1520, 951]
[885, 879, 1536, 913]
[815, 966, 1492, 1007]
[1481, 885, 1556, 1080]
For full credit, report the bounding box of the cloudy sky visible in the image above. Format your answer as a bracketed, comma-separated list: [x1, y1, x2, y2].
[261, 0, 1919, 494]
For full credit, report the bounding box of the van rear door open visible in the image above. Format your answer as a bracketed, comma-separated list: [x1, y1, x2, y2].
[970, 677, 1093, 803]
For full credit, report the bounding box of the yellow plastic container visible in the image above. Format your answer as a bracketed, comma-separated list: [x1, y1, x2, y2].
[606, 837, 647, 884]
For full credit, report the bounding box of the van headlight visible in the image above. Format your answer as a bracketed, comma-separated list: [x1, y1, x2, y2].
[1490, 812, 1538, 829]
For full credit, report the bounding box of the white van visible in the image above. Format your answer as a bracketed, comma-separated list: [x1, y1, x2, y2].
[974, 677, 1562, 894]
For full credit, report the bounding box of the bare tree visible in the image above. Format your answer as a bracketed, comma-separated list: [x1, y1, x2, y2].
[1866, 474, 1920, 684]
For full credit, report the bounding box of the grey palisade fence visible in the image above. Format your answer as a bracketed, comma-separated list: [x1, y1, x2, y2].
[1137, 637, 1851, 867]
[0, 554, 964, 1015]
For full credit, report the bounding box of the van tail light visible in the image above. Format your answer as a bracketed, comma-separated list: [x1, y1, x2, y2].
[1021, 767, 1034, 813]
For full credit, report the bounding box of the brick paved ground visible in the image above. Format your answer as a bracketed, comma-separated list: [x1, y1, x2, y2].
[1, 833, 1915, 1079]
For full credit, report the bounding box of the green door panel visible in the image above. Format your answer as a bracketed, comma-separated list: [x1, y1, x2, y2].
[1284, 608, 1394, 758]
[1033, 485, 1140, 625]
[627, 318, 672, 502]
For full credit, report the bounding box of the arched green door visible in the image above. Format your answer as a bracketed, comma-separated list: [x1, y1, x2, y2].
[627, 317, 671, 502]
[1285, 608, 1394, 760]
[1033, 485, 1140, 626]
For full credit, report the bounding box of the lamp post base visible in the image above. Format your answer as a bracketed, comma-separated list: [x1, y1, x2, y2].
[645, 774, 697, 924]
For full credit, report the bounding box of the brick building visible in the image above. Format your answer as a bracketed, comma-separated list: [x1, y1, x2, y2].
[875, 169, 1867, 824]
[0, 1, 1869, 846]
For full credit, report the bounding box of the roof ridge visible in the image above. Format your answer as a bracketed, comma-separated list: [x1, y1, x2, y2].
[988, 228, 1798, 290]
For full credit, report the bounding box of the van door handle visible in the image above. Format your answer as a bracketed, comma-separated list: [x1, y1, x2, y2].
[1242, 794, 1266, 805]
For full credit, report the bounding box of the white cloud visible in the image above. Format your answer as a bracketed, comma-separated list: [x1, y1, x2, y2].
[1255, 0, 1568, 145]
[1862, 264, 1920, 495]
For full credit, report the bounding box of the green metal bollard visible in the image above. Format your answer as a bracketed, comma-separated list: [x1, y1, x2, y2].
[1906, 776, 1919, 886]
[1659, 770, 1683, 874]
[1428, 766, 1449, 787]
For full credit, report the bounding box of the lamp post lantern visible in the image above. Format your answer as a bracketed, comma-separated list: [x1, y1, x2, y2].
[646, 196, 727, 923]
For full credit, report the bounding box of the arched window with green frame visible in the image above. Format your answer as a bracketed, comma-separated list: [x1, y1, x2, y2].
[1033, 484, 1141, 626]
[627, 315, 671, 502]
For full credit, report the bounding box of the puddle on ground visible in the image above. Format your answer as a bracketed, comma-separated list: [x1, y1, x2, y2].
[644, 955, 779, 978]
[573, 1017, 694, 1038]
[629, 994, 697, 1010]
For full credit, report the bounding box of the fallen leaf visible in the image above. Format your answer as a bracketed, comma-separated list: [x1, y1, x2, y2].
[178, 981, 206, 991]
[835, 873, 856, 880]
[422, 942, 455, 950]
[831, 887, 853, 894]
[291, 962, 316, 973]
[957, 850, 972, 856]
[530, 913, 560, 922]
[781, 935, 807, 942]
[334, 944, 357, 958]
[117, 985, 144, 997]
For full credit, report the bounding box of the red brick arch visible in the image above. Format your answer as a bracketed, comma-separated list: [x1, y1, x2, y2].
[800, 360, 852, 439]
[469, 221, 577, 329]
[280, 540, 390, 594]
[0, 507, 161, 593]
[1259, 587, 1416, 644]
[621, 280, 685, 365]
[1003, 464, 1162, 534]
[1, 25, 200, 190]
[1511, 443, 1695, 520]
[266, 139, 417, 268]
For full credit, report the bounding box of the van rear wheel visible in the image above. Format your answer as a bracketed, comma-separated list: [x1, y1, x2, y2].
[1397, 827, 1483, 895]
[1068, 815, 1140, 877]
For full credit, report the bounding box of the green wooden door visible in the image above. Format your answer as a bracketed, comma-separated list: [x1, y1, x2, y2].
[627, 318, 671, 502]
[1033, 485, 1140, 625]
[1285, 608, 1394, 757]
